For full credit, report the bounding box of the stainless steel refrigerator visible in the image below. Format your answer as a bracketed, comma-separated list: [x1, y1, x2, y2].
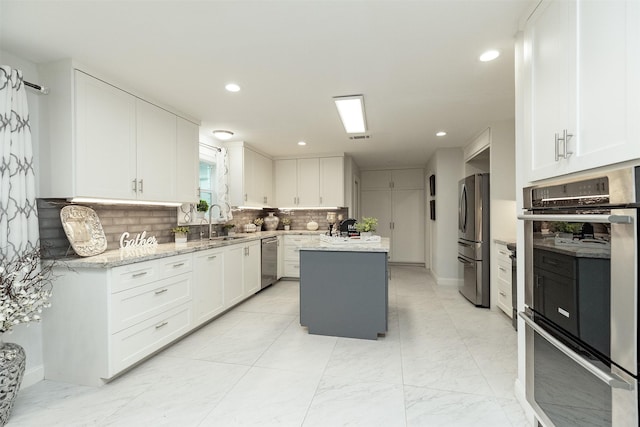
[457, 173, 490, 307]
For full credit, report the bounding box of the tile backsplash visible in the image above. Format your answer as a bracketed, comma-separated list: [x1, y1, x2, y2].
[38, 199, 351, 258]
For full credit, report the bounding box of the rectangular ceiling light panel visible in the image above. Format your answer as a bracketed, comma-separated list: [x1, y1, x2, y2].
[334, 95, 367, 134]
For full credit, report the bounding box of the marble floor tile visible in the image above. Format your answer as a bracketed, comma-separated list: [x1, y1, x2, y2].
[9, 265, 530, 427]
[302, 376, 406, 427]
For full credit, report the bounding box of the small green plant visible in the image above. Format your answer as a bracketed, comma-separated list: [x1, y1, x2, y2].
[222, 223, 236, 230]
[196, 199, 209, 213]
[281, 217, 291, 226]
[254, 217, 264, 226]
[355, 217, 378, 233]
[171, 226, 190, 234]
[550, 222, 581, 234]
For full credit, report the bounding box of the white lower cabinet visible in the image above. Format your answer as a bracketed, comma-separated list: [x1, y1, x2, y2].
[283, 234, 319, 278]
[494, 243, 513, 318]
[193, 248, 225, 326]
[43, 239, 265, 387]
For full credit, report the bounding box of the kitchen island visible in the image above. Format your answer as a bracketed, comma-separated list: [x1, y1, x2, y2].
[299, 236, 390, 340]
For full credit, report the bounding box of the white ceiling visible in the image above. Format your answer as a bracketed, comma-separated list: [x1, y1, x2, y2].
[0, 0, 531, 168]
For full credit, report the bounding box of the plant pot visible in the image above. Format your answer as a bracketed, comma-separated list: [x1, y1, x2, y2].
[0, 341, 26, 425]
[359, 231, 372, 238]
[284, 225, 290, 231]
[195, 211, 206, 221]
[175, 232, 187, 244]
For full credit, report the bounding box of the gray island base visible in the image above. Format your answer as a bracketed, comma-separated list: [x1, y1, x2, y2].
[299, 240, 389, 340]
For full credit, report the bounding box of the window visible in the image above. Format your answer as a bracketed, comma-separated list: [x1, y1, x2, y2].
[199, 160, 217, 213]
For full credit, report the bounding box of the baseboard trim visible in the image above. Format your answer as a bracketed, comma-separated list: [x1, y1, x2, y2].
[21, 365, 44, 389]
[429, 271, 462, 287]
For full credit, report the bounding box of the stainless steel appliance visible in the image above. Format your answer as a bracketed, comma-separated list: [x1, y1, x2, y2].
[261, 236, 278, 289]
[518, 167, 639, 427]
[457, 173, 490, 307]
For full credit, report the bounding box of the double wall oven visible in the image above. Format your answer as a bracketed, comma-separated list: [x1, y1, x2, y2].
[518, 167, 639, 426]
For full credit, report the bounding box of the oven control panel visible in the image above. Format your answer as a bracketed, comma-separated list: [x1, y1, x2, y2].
[530, 177, 609, 208]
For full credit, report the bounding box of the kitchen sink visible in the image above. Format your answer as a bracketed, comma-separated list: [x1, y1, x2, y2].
[210, 236, 244, 241]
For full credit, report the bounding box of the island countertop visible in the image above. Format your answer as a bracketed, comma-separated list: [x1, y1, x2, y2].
[298, 236, 390, 253]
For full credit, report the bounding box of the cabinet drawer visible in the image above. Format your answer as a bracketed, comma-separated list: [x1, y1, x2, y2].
[495, 244, 512, 264]
[284, 244, 302, 260]
[534, 248, 576, 278]
[110, 303, 192, 376]
[497, 261, 512, 285]
[497, 286, 512, 318]
[111, 261, 159, 293]
[159, 254, 192, 278]
[284, 260, 301, 277]
[110, 272, 192, 333]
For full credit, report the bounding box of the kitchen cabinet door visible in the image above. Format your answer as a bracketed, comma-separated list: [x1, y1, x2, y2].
[319, 157, 344, 207]
[391, 169, 424, 190]
[224, 244, 245, 307]
[524, 0, 640, 181]
[275, 159, 298, 207]
[244, 240, 261, 296]
[391, 189, 424, 263]
[297, 158, 320, 206]
[193, 248, 224, 326]
[136, 99, 177, 202]
[75, 71, 137, 200]
[361, 170, 392, 190]
[361, 190, 392, 240]
[176, 117, 199, 203]
[253, 151, 273, 206]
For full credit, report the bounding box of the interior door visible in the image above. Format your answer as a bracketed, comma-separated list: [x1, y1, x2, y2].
[391, 189, 424, 263]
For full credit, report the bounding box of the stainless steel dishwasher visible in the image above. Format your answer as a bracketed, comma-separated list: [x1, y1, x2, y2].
[261, 236, 278, 289]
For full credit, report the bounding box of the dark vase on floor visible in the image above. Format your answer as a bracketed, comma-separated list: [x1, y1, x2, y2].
[0, 341, 26, 426]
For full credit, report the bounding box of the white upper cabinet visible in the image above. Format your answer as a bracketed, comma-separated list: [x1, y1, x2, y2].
[319, 157, 344, 207]
[361, 169, 423, 191]
[296, 158, 320, 206]
[274, 156, 345, 208]
[523, 0, 640, 181]
[176, 117, 200, 202]
[227, 143, 273, 208]
[135, 99, 177, 202]
[75, 71, 137, 200]
[39, 61, 200, 203]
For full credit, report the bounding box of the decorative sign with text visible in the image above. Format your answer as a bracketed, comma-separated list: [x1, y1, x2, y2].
[119, 230, 158, 249]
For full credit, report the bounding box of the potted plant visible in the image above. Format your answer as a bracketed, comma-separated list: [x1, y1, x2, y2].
[254, 217, 264, 231]
[171, 226, 190, 244]
[195, 200, 209, 220]
[222, 223, 236, 236]
[281, 217, 291, 231]
[0, 248, 55, 423]
[355, 217, 378, 238]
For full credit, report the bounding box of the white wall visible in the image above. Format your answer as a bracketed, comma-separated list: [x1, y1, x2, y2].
[0, 49, 46, 388]
[426, 148, 464, 285]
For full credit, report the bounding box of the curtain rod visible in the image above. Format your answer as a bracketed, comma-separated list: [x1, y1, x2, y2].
[24, 80, 49, 95]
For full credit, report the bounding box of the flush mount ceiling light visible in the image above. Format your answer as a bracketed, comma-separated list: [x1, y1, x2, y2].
[212, 130, 234, 140]
[225, 83, 241, 92]
[436, 131, 447, 137]
[333, 95, 367, 134]
[479, 50, 500, 62]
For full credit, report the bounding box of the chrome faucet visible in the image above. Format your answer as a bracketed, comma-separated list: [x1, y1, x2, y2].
[208, 204, 224, 239]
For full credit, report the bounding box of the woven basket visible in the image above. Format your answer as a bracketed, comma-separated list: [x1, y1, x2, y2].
[0, 342, 26, 426]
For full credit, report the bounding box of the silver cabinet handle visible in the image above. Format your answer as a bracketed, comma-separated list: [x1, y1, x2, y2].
[517, 214, 632, 224]
[132, 179, 138, 192]
[173, 262, 185, 268]
[558, 129, 573, 159]
[519, 312, 633, 390]
[208, 255, 217, 260]
[132, 271, 148, 278]
[138, 179, 143, 193]
[244, 193, 248, 202]
[154, 288, 168, 295]
[320, 196, 323, 204]
[499, 267, 507, 272]
[554, 132, 560, 161]
[155, 321, 168, 329]
[499, 291, 507, 297]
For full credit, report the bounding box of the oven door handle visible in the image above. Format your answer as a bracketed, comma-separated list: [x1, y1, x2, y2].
[517, 214, 632, 224]
[519, 311, 634, 390]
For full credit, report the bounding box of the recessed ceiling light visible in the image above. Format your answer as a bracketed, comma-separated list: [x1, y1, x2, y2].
[436, 131, 447, 137]
[479, 50, 500, 62]
[225, 83, 241, 92]
[297, 141, 307, 146]
[212, 130, 234, 140]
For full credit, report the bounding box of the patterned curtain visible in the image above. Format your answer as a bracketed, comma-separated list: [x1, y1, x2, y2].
[0, 66, 39, 262]
[215, 147, 233, 222]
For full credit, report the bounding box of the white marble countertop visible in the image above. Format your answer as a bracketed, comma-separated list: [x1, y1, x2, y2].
[299, 236, 390, 253]
[50, 230, 326, 269]
[533, 237, 610, 259]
